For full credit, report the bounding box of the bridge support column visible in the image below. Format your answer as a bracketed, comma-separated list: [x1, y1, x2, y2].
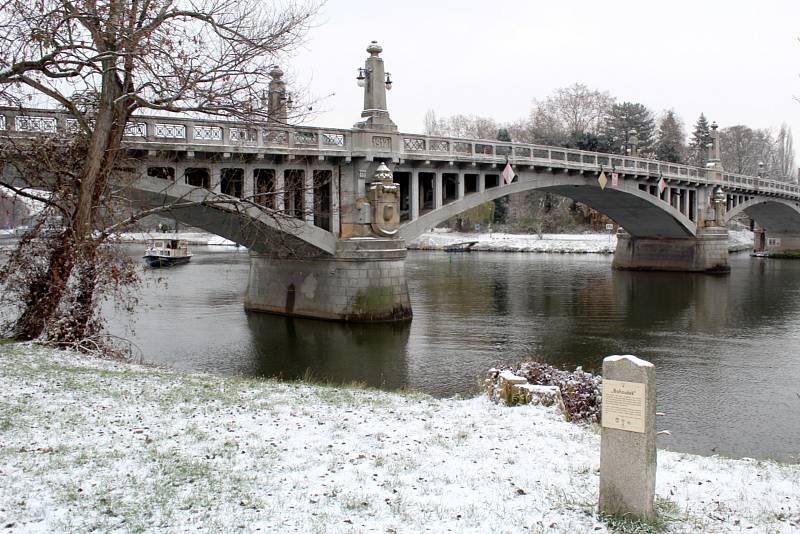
[244, 238, 412, 322]
[612, 227, 730, 273]
[410, 169, 420, 220]
[434, 171, 443, 209]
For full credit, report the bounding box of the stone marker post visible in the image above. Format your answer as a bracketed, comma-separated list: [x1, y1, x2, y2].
[599, 355, 656, 520]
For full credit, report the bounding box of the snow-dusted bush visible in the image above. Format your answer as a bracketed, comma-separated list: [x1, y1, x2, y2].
[487, 361, 602, 423]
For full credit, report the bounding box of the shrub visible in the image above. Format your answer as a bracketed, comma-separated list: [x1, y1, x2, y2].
[489, 361, 602, 423]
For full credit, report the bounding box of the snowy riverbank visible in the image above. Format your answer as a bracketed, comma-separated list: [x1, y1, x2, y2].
[0, 344, 797, 533]
[8, 228, 755, 255]
[114, 232, 237, 246]
[409, 229, 755, 254]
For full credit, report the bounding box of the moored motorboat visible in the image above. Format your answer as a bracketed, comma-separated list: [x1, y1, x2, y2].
[143, 239, 192, 267]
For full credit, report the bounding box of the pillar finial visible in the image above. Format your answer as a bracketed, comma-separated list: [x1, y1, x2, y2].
[266, 65, 289, 124]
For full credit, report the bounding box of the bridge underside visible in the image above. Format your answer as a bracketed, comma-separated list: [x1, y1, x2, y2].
[739, 201, 800, 233]
[542, 185, 694, 239]
[398, 173, 696, 243]
[731, 200, 800, 253]
[127, 177, 337, 256]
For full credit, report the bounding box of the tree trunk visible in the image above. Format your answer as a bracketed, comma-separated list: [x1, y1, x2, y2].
[12, 54, 126, 342]
[50, 242, 100, 345]
[13, 231, 76, 340]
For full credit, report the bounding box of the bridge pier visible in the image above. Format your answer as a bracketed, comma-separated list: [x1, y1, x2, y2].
[244, 238, 412, 322]
[612, 227, 730, 273]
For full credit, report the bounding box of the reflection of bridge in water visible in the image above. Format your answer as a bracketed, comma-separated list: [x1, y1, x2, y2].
[3, 41, 800, 322]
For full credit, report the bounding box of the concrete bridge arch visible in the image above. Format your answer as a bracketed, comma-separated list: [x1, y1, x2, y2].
[725, 197, 800, 233]
[132, 176, 337, 256]
[397, 171, 697, 242]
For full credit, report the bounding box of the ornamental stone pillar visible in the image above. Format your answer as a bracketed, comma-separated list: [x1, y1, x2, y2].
[353, 41, 397, 133]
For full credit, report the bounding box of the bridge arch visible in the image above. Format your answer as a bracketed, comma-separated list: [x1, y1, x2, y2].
[131, 176, 337, 256]
[725, 198, 800, 233]
[397, 171, 696, 242]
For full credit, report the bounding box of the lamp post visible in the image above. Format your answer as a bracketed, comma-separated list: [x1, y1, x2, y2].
[353, 41, 397, 132]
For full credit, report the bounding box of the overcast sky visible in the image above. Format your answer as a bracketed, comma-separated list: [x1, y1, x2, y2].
[287, 0, 800, 143]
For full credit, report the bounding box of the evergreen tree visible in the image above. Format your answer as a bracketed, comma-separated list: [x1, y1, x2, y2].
[688, 113, 712, 166]
[572, 131, 613, 152]
[600, 102, 656, 157]
[496, 128, 512, 142]
[655, 110, 686, 163]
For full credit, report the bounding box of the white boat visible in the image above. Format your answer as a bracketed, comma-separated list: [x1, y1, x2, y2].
[143, 239, 192, 267]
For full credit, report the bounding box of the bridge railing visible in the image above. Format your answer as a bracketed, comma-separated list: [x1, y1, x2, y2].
[0, 107, 352, 154]
[399, 131, 800, 199]
[400, 132, 706, 181]
[721, 170, 800, 197]
[2, 107, 799, 200]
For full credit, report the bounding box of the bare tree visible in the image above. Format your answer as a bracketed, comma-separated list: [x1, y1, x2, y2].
[423, 109, 441, 136]
[423, 112, 499, 140]
[0, 0, 319, 346]
[719, 125, 774, 176]
[529, 83, 614, 146]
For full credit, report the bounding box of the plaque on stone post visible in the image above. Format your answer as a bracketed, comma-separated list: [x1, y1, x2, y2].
[599, 355, 656, 520]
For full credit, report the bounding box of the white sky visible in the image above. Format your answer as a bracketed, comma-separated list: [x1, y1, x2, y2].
[287, 0, 800, 143]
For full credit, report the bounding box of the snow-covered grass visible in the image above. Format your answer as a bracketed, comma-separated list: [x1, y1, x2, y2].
[409, 230, 755, 255]
[114, 232, 236, 246]
[1, 344, 797, 533]
[117, 228, 755, 255]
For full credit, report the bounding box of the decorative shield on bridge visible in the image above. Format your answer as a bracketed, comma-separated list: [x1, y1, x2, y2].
[367, 163, 400, 237]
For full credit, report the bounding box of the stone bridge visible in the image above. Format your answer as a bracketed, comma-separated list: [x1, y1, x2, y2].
[2, 41, 800, 322]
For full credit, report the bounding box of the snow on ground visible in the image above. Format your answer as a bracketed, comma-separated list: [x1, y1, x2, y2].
[0, 344, 797, 533]
[409, 230, 755, 255]
[114, 232, 236, 247]
[728, 229, 756, 252]
[80, 228, 761, 255]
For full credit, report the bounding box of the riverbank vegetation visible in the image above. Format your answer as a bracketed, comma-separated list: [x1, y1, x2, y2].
[487, 361, 603, 423]
[1, 343, 798, 533]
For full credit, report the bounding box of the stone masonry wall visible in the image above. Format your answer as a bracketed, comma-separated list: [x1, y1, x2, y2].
[245, 247, 411, 322]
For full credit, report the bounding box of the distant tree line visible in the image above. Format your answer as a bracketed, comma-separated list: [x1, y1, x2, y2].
[424, 82, 796, 182]
[424, 83, 796, 232]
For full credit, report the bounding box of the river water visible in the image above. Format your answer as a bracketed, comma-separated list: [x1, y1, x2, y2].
[107, 245, 800, 462]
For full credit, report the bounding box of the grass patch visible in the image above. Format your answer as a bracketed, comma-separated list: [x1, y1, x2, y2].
[601, 496, 680, 533]
[761, 250, 800, 259]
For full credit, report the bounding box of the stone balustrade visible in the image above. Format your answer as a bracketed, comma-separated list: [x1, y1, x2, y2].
[2, 106, 799, 201]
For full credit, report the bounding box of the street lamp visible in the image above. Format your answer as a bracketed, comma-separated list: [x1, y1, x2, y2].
[356, 67, 393, 89]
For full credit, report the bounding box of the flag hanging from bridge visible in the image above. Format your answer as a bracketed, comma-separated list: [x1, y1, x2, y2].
[611, 172, 619, 188]
[658, 176, 667, 195]
[502, 163, 515, 185]
[598, 171, 608, 190]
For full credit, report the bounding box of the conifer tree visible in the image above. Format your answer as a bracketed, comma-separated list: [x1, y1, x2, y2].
[655, 110, 686, 163]
[688, 113, 712, 166]
[601, 102, 656, 157]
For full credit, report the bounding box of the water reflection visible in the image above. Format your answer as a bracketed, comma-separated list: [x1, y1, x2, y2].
[244, 313, 410, 389]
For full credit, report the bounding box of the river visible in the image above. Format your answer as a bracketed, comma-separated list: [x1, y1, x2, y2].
[106, 245, 800, 462]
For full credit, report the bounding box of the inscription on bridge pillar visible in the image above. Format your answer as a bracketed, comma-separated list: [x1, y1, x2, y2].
[372, 136, 392, 150]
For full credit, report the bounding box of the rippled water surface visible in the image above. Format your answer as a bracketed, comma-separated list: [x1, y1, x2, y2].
[107, 246, 800, 462]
